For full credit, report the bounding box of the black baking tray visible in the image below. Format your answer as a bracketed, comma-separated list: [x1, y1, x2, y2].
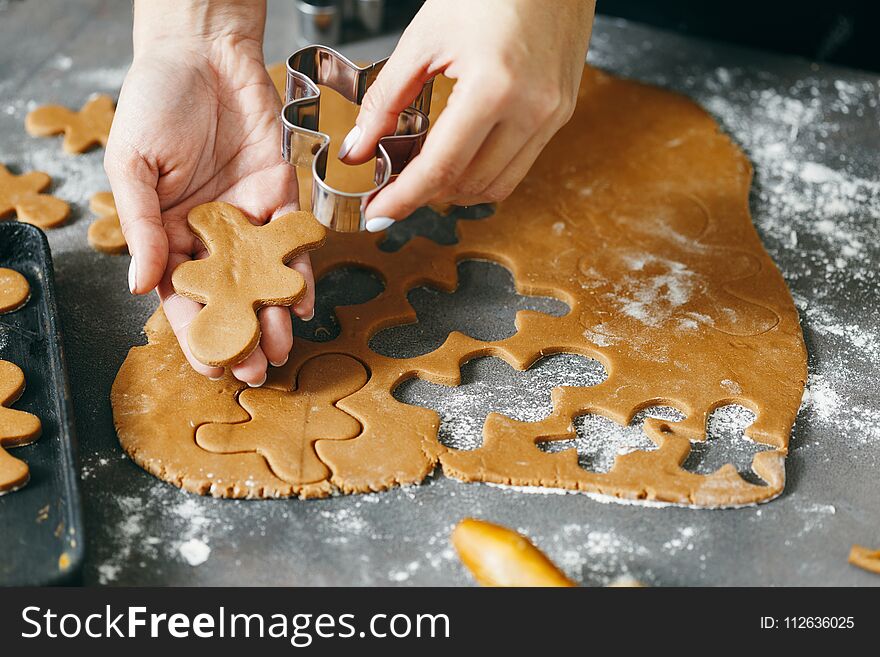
[0, 222, 83, 585]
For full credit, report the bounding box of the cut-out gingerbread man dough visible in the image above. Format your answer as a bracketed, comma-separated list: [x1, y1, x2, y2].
[197, 354, 367, 489]
[171, 202, 326, 367]
[0, 164, 70, 229]
[25, 94, 115, 154]
[0, 268, 30, 313]
[113, 67, 807, 505]
[88, 192, 127, 254]
[849, 545, 880, 575]
[0, 360, 42, 494]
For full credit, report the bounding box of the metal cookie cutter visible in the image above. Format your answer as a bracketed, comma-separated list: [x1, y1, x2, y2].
[281, 45, 434, 232]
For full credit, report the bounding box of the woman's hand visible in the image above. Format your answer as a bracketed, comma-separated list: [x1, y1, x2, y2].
[105, 0, 310, 387]
[339, 0, 596, 232]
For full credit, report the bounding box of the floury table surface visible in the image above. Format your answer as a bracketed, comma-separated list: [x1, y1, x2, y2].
[0, 0, 877, 585]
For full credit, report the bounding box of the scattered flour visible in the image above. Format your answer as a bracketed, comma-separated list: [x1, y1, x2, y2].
[610, 256, 698, 328]
[50, 54, 73, 71]
[547, 524, 652, 586]
[795, 502, 837, 536]
[662, 526, 701, 555]
[93, 483, 231, 583]
[178, 539, 211, 566]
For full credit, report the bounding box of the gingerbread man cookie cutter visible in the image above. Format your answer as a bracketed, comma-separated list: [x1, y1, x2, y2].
[281, 45, 434, 232]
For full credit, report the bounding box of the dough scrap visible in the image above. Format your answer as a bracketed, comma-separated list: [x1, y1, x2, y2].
[0, 164, 69, 229]
[25, 94, 114, 154]
[171, 202, 326, 367]
[0, 360, 42, 494]
[113, 66, 807, 506]
[88, 192, 127, 254]
[848, 545, 880, 575]
[0, 268, 30, 313]
[197, 354, 367, 495]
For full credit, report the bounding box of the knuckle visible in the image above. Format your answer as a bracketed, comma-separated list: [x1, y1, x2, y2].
[360, 82, 388, 117]
[486, 71, 516, 106]
[485, 183, 516, 203]
[103, 145, 138, 178]
[531, 89, 562, 122]
[430, 159, 461, 189]
[555, 94, 577, 124]
[455, 179, 486, 199]
[102, 145, 123, 176]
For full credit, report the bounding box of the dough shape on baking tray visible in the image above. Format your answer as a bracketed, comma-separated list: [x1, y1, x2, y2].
[112, 66, 807, 506]
[0, 268, 30, 314]
[0, 360, 42, 494]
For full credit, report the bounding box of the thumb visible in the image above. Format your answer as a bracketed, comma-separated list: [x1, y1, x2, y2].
[103, 150, 168, 295]
[338, 49, 431, 165]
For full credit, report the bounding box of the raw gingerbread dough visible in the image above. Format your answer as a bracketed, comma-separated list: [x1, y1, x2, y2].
[88, 192, 127, 254]
[0, 360, 42, 494]
[171, 202, 326, 367]
[112, 66, 807, 506]
[848, 545, 880, 575]
[25, 94, 114, 154]
[197, 354, 367, 495]
[0, 268, 30, 313]
[0, 164, 69, 229]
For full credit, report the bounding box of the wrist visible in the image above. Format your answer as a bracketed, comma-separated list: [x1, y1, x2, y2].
[133, 0, 266, 56]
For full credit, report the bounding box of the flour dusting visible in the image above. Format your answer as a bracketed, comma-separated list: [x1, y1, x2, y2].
[94, 483, 232, 583]
[179, 538, 211, 566]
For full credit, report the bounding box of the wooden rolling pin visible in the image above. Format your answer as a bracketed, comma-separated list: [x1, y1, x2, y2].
[848, 545, 880, 574]
[451, 518, 577, 587]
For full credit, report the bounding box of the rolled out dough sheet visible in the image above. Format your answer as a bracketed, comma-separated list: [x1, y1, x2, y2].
[112, 65, 806, 506]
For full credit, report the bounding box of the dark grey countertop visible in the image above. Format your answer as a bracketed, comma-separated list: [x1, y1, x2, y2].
[0, 0, 878, 586]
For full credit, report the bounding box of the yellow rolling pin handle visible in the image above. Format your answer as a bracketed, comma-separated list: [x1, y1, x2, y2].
[848, 545, 880, 574]
[451, 518, 577, 587]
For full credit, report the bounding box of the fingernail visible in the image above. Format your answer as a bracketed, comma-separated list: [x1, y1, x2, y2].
[303, 309, 315, 321]
[128, 256, 137, 293]
[208, 374, 224, 381]
[366, 216, 395, 232]
[337, 125, 361, 159]
[247, 373, 268, 388]
[269, 355, 289, 368]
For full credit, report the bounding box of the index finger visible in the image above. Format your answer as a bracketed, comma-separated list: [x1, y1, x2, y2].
[363, 76, 505, 226]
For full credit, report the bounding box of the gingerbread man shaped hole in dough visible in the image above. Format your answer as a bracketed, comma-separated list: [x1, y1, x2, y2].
[171, 202, 326, 367]
[196, 354, 367, 486]
[0, 360, 42, 494]
[0, 164, 70, 229]
[25, 94, 115, 154]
